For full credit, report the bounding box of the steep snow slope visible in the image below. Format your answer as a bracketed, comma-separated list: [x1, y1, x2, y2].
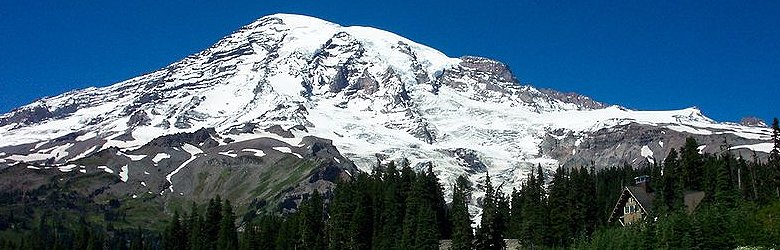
[0, 14, 772, 215]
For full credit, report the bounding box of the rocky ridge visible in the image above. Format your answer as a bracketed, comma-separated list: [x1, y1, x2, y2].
[0, 14, 773, 216]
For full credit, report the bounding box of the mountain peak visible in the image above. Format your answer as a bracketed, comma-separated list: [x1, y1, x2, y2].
[0, 15, 772, 219]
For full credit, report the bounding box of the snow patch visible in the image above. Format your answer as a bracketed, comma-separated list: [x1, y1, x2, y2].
[218, 150, 238, 157]
[124, 153, 147, 161]
[641, 145, 654, 164]
[69, 145, 100, 162]
[166, 144, 203, 192]
[98, 165, 114, 174]
[58, 165, 78, 172]
[730, 143, 773, 153]
[119, 165, 129, 182]
[152, 153, 170, 164]
[273, 146, 302, 158]
[640, 146, 654, 158]
[241, 148, 266, 157]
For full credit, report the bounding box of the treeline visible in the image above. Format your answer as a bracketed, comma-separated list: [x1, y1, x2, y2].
[0, 196, 241, 250]
[234, 133, 780, 249]
[155, 163, 449, 250]
[240, 163, 451, 250]
[2, 120, 779, 249]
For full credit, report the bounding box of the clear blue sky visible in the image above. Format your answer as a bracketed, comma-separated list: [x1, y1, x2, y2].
[1, 1, 778, 123]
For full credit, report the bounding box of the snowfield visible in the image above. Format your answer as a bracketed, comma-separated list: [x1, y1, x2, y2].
[0, 13, 772, 218]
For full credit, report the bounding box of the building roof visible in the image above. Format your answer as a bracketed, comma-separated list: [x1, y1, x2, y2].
[607, 185, 708, 225]
[607, 186, 655, 224]
[684, 191, 706, 214]
[626, 186, 654, 212]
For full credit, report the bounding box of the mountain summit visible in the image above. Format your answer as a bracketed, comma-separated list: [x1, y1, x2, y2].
[0, 14, 772, 207]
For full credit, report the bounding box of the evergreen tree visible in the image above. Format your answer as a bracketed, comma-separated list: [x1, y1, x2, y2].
[217, 200, 238, 250]
[348, 174, 373, 249]
[325, 179, 355, 250]
[240, 222, 259, 250]
[681, 137, 704, 191]
[275, 213, 300, 250]
[547, 167, 571, 246]
[771, 117, 780, 198]
[450, 176, 474, 250]
[401, 173, 423, 249]
[414, 200, 440, 250]
[519, 165, 548, 247]
[508, 188, 524, 240]
[129, 227, 145, 250]
[714, 153, 738, 206]
[204, 196, 223, 250]
[660, 148, 684, 210]
[423, 166, 451, 239]
[298, 191, 325, 250]
[374, 162, 403, 249]
[188, 203, 204, 250]
[474, 173, 506, 250]
[163, 210, 187, 250]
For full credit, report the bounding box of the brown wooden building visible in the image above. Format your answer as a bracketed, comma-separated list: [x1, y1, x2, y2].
[607, 175, 705, 226]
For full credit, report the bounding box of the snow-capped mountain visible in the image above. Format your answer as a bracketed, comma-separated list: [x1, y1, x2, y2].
[0, 14, 772, 208]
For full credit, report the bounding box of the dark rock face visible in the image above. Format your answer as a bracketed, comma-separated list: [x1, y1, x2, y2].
[740, 116, 767, 127]
[540, 122, 769, 169]
[0, 126, 358, 219]
[440, 148, 488, 174]
[265, 125, 295, 138]
[350, 69, 380, 95]
[439, 56, 517, 99]
[538, 88, 607, 110]
[0, 104, 53, 126]
[146, 128, 220, 149]
[127, 110, 152, 127]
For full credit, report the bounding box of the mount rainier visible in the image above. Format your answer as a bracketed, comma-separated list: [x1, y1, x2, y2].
[0, 14, 773, 210]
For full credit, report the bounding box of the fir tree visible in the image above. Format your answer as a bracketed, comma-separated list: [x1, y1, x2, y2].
[401, 173, 424, 249]
[325, 179, 355, 250]
[414, 201, 440, 250]
[374, 162, 403, 249]
[217, 200, 238, 250]
[547, 167, 571, 246]
[475, 173, 506, 250]
[163, 210, 187, 250]
[450, 176, 474, 250]
[187, 203, 204, 250]
[771, 117, 780, 198]
[681, 137, 704, 191]
[661, 148, 685, 210]
[508, 188, 524, 240]
[298, 191, 325, 250]
[129, 227, 145, 250]
[204, 196, 222, 250]
[240, 222, 259, 250]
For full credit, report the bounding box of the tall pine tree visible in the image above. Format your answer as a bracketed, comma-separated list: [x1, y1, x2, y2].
[475, 173, 506, 250]
[298, 191, 325, 250]
[217, 200, 238, 250]
[681, 137, 704, 191]
[771, 118, 780, 198]
[450, 176, 474, 250]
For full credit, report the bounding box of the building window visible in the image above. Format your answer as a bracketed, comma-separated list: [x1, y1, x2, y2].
[625, 205, 638, 214]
